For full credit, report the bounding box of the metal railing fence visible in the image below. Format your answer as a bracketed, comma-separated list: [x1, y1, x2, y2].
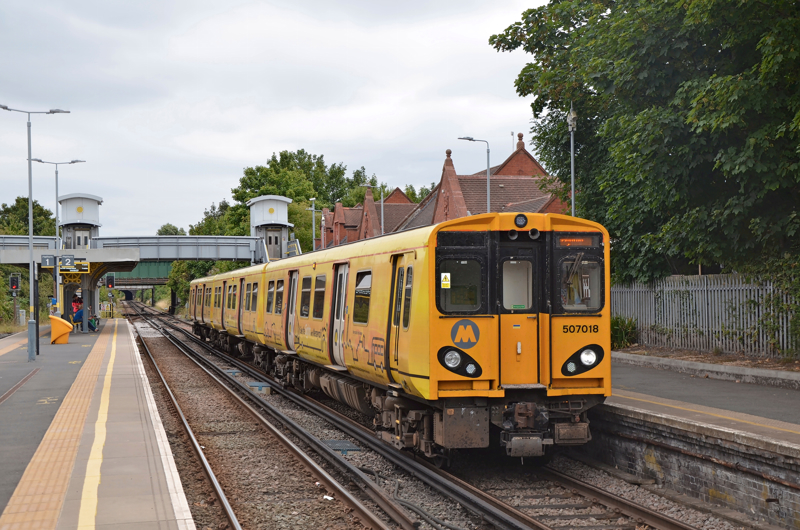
[611, 274, 797, 356]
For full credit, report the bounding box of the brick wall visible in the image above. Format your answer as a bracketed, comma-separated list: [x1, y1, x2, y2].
[581, 405, 800, 528]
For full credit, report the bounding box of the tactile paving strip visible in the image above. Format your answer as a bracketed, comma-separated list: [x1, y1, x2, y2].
[0, 324, 112, 530]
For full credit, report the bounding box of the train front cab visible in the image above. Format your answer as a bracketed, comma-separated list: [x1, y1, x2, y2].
[428, 213, 611, 458]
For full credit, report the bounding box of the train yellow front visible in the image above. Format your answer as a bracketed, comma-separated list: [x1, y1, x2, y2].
[190, 212, 611, 462]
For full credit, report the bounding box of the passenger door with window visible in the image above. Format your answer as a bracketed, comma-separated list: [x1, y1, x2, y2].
[330, 263, 349, 366]
[498, 255, 539, 386]
[286, 272, 298, 351]
[388, 256, 414, 379]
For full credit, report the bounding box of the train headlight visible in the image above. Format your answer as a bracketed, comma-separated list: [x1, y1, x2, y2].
[514, 214, 528, 228]
[444, 350, 462, 369]
[465, 363, 476, 375]
[579, 349, 597, 366]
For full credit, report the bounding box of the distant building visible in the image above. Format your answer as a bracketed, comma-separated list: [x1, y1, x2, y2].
[314, 133, 565, 249]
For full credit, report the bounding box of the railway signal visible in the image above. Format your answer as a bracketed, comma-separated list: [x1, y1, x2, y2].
[106, 274, 115, 289]
[9, 274, 20, 291]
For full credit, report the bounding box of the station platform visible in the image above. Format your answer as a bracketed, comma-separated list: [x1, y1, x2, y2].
[0, 320, 195, 530]
[610, 361, 800, 446]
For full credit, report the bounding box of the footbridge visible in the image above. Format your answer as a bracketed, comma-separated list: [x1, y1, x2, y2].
[0, 194, 296, 327]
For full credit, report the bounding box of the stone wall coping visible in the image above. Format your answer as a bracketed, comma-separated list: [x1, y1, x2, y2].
[612, 351, 800, 390]
[598, 402, 800, 460]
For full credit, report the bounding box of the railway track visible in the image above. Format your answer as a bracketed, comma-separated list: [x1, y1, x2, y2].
[129, 303, 398, 530]
[128, 303, 706, 530]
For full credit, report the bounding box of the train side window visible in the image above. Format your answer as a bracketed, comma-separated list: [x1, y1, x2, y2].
[251, 283, 258, 311]
[353, 271, 371, 324]
[225, 286, 230, 309]
[502, 260, 533, 310]
[393, 268, 404, 326]
[266, 281, 275, 313]
[275, 280, 284, 314]
[232, 285, 237, 309]
[402, 267, 413, 329]
[300, 276, 312, 317]
[559, 254, 603, 312]
[206, 288, 211, 307]
[245, 283, 252, 311]
[439, 259, 482, 312]
[312, 275, 326, 319]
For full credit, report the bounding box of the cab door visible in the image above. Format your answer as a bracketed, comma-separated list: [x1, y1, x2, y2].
[286, 271, 298, 351]
[330, 263, 349, 366]
[388, 255, 413, 378]
[499, 253, 539, 386]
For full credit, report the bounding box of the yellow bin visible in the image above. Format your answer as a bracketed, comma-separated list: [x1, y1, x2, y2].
[49, 316, 74, 344]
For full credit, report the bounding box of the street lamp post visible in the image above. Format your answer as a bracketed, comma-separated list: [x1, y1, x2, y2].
[307, 198, 317, 251]
[567, 103, 578, 217]
[0, 104, 70, 362]
[458, 137, 491, 214]
[32, 158, 85, 317]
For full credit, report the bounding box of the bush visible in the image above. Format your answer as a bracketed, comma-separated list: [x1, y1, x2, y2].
[611, 315, 638, 350]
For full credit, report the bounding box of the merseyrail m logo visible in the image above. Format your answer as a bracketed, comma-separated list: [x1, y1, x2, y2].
[451, 319, 480, 349]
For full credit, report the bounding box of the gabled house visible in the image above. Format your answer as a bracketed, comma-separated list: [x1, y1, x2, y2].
[314, 133, 564, 250]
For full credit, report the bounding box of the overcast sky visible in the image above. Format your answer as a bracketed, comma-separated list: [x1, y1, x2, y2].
[0, 0, 545, 237]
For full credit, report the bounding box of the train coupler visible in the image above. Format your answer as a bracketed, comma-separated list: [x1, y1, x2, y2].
[501, 432, 553, 457]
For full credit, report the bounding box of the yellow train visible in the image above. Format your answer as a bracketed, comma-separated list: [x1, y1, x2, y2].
[190, 212, 611, 462]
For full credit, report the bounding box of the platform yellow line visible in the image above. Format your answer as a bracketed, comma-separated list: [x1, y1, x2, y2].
[0, 323, 112, 530]
[613, 392, 800, 436]
[76, 320, 118, 529]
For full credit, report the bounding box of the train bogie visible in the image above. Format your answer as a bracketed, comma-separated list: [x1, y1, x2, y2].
[189, 212, 611, 460]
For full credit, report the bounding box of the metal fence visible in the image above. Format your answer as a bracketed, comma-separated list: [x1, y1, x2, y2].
[611, 274, 797, 356]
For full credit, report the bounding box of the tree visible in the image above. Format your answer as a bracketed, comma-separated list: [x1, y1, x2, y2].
[491, 0, 800, 283]
[156, 223, 186, 236]
[0, 197, 55, 236]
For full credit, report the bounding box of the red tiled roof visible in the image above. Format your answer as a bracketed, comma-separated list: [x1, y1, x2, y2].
[379, 203, 418, 233]
[501, 196, 552, 213]
[457, 175, 549, 215]
[343, 208, 361, 227]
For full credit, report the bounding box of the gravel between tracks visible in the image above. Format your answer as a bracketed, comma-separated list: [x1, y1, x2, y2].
[136, 323, 368, 530]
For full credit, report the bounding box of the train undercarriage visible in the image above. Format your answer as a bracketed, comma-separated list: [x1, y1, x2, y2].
[195, 324, 603, 463]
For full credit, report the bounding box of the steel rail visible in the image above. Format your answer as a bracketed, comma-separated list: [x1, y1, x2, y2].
[137, 304, 707, 530]
[134, 316, 242, 530]
[131, 304, 550, 530]
[130, 304, 400, 530]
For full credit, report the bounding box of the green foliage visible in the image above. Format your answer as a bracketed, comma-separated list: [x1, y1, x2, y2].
[156, 223, 186, 236]
[0, 197, 55, 236]
[491, 0, 800, 283]
[611, 315, 638, 350]
[404, 182, 436, 203]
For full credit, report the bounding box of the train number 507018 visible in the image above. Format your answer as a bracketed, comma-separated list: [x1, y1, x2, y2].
[563, 325, 599, 333]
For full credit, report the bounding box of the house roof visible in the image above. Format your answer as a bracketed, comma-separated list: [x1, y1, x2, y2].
[456, 175, 550, 215]
[500, 195, 553, 213]
[343, 208, 362, 227]
[395, 183, 439, 231]
[380, 203, 418, 233]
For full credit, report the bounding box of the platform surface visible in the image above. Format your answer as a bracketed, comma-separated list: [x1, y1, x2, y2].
[0, 320, 194, 530]
[611, 362, 800, 447]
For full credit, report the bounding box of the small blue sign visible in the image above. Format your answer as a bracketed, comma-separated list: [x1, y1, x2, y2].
[451, 319, 480, 349]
